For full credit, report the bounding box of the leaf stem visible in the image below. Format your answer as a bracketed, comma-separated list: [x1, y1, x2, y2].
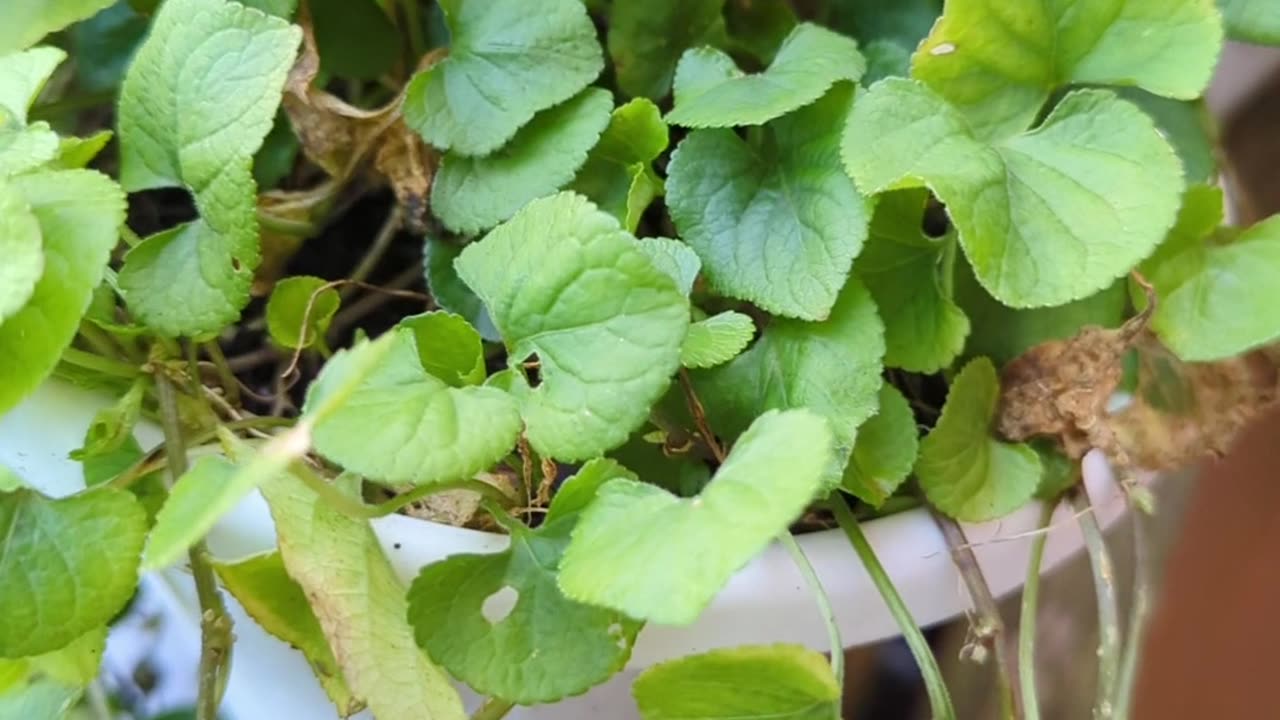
[344, 205, 404, 298]
[778, 531, 844, 689]
[1019, 501, 1056, 720]
[202, 342, 241, 407]
[930, 508, 1023, 719]
[1069, 485, 1120, 720]
[155, 373, 232, 720]
[470, 697, 515, 720]
[676, 369, 726, 462]
[827, 494, 956, 720]
[1113, 502, 1152, 719]
[108, 416, 296, 490]
[60, 346, 141, 378]
[292, 462, 516, 519]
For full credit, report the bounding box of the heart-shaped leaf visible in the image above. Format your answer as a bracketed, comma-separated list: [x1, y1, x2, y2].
[570, 98, 670, 232]
[0, 46, 64, 174]
[266, 275, 340, 351]
[841, 384, 918, 506]
[681, 311, 755, 369]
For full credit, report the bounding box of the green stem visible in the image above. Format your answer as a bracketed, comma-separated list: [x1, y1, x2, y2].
[60, 346, 141, 378]
[1113, 503, 1152, 719]
[256, 207, 316, 236]
[155, 374, 232, 720]
[1069, 486, 1120, 720]
[202, 341, 241, 407]
[1019, 502, 1056, 720]
[108, 416, 296, 490]
[827, 495, 956, 720]
[293, 463, 516, 519]
[778, 531, 844, 690]
[78, 321, 125, 361]
[470, 697, 515, 720]
[400, 0, 427, 63]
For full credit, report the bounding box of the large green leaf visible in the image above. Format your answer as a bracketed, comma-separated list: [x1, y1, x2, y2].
[0, 46, 64, 175]
[0, 182, 42, 323]
[569, 98, 670, 232]
[915, 358, 1041, 522]
[455, 192, 689, 461]
[0, 1, 116, 54]
[841, 384, 918, 506]
[1140, 186, 1280, 361]
[0, 628, 106, 720]
[214, 551, 360, 716]
[668, 84, 868, 320]
[855, 189, 969, 372]
[666, 23, 864, 128]
[407, 460, 641, 703]
[1114, 89, 1215, 185]
[1218, 0, 1280, 44]
[117, 0, 300, 336]
[633, 644, 840, 720]
[558, 410, 833, 625]
[306, 328, 520, 485]
[911, 0, 1223, 140]
[432, 88, 612, 235]
[260, 472, 465, 720]
[607, 0, 725, 99]
[843, 79, 1183, 309]
[0, 170, 124, 415]
[695, 280, 884, 485]
[404, 0, 603, 156]
[0, 488, 145, 657]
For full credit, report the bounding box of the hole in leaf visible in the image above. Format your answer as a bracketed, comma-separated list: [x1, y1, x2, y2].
[481, 586, 518, 624]
[231, 256, 244, 272]
[922, 196, 950, 238]
[521, 353, 543, 388]
[126, 188, 198, 237]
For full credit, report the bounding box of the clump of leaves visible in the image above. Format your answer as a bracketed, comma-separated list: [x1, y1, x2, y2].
[2, 1, 1280, 719]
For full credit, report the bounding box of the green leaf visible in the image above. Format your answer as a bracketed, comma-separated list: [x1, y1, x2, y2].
[456, 192, 689, 461]
[1114, 89, 1215, 185]
[635, 237, 701, 296]
[956, 261, 1126, 366]
[424, 235, 499, 341]
[915, 358, 1041, 522]
[828, 0, 942, 82]
[68, 1, 149, 94]
[117, 0, 301, 336]
[213, 551, 361, 716]
[681, 311, 754, 369]
[306, 328, 521, 485]
[260, 471, 466, 720]
[569, 97, 670, 232]
[403, 0, 603, 156]
[841, 384, 918, 506]
[695, 280, 884, 485]
[143, 456, 240, 570]
[1218, 0, 1280, 44]
[0, 170, 124, 415]
[310, 0, 397, 80]
[266, 276, 340, 350]
[0, 46, 64, 175]
[855, 189, 969, 372]
[407, 460, 641, 703]
[0, 182, 42, 323]
[1140, 187, 1280, 360]
[399, 311, 486, 387]
[558, 410, 833, 624]
[47, 130, 114, 170]
[0, 1, 116, 54]
[0, 487, 145, 657]
[0, 679, 78, 720]
[843, 79, 1184, 308]
[724, 0, 798, 62]
[0, 628, 106, 719]
[606, 0, 725, 99]
[668, 83, 868, 320]
[633, 644, 840, 720]
[608, 433, 710, 497]
[666, 23, 864, 128]
[432, 88, 613, 235]
[0, 468, 19, 493]
[911, 0, 1223, 140]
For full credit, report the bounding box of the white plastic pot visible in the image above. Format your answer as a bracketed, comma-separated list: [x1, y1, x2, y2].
[1, 381, 1127, 719]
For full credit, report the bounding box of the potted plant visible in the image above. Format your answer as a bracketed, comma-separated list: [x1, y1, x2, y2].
[2, 1, 1279, 719]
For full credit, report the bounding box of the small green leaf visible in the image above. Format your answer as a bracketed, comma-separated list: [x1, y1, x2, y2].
[404, 0, 603, 156]
[1141, 187, 1280, 361]
[841, 384, 918, 506]
[558, 410, 833, 625]
[635, 237, 701, 296]
[0, 170, 125, 415]
[606, 0, 725, 99]
[569, 98, 670, 232]
[666, 23, 864, 128]
[407, 460, 641, 703]
[432, 88, 613, 235]
[633, 644, 840, 720]
[261, 472, 466, 720]
[117, 0, 301, 336]
[0, 182, 42, 323]
[0, 488, 145, 657]
[855, 189, 969, 373]
[266, 276, 340, 350]
[47, 130, 114, 170]
[1218, 0, 1280, 45]
[0, 1, 116, 54]
[696, 280, 884, 485]
[306, 328, 521, 485]
[399, 311, 486, 387]
[911, 0, 1224, 140]
[456, 192, 689, 461]
[213, 551, 361, 716]
[0, 46, 65, 175]
[310, 0, 397, 80]
[681, 311, 754, 369]
[915, 358, 1041, 522]
[423, 235, 499, 341]
[843, 79, 1184, 308]
[668, 83, 868, 319]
